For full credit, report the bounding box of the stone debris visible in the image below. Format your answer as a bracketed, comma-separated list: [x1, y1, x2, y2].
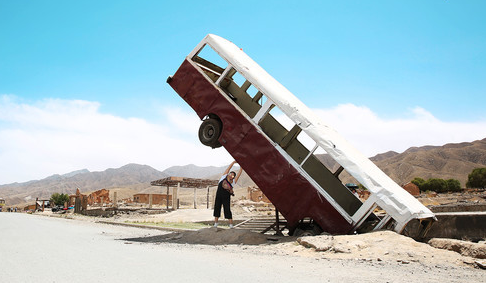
[295, 230, 472, 266]
[475, 260, 486, 269]
[428, 238, 486, 259]
[397, 260, 410, 264]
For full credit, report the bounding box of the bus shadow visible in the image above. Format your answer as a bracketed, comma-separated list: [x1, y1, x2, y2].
[121, 227, 296, 246]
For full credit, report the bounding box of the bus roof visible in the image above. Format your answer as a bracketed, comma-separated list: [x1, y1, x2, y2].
[192, 34, 434, 225]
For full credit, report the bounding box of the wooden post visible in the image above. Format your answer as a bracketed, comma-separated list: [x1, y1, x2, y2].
[174, 183, 179, 210]
[149, 194, 153, 208]
[166, 185, 169, 210]
[276, 208, 280, 232]
[74, 197, 81, 213]
[206, 186, 210, 209]
[113, 191, 118, 208]
[82, 195, 88, 212]
[193, 187, 197, 209]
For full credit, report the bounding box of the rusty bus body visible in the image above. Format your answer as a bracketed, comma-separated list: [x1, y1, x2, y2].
[168, 34, 435, 236]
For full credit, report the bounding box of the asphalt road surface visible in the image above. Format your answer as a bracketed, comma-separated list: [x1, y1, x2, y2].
[0, 213, 483, 282]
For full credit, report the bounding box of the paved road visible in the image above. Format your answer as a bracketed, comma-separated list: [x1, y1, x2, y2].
[0, 213, 483, 282]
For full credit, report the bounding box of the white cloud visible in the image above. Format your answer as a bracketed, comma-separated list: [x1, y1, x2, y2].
[1, 96, 485, 184]
[0, 96, 232, 184]
[312, 103, 486, 156]
[165, 107, 200, 135]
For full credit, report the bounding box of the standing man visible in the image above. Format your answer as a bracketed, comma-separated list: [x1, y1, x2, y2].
[213, 161, 242, 228]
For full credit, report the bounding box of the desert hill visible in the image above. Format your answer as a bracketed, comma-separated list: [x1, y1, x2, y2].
[316, 138, 486, 186]
[162, 164, 228, 179]
[2, 138, 486, 207]
[0, 164, 167, 207]
[0, 163, 244, 207]
[373, 138, 486, 186]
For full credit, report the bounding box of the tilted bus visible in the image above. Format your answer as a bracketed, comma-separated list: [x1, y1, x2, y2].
[168, 34, 436, 237]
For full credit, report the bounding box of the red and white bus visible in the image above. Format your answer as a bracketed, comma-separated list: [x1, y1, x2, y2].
[168, 34, 435, 236]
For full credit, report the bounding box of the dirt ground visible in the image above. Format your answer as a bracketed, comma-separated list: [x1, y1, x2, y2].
[4, 213, 483, 283]
[118, 222, 484, 267]
[416, 189, 486, 207]
[32, 189, 486, 273]
[42, 203, 486, 272]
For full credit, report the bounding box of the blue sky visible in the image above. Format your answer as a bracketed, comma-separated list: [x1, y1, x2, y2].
[1, 1, 486, 184]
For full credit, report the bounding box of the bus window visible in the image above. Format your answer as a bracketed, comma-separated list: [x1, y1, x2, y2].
[229, 70, 246, 88]
[258, 106, 296, 145]
[247, 84, 259, 97]
[192, 44, 228, 83]
[310, 147, 338, 171]
[295, 130, 315, 156]
[254, 91, 266, 106]
[280, 125, 309, 165]
[301, 145, 362, 216]
[219, 70, 265, 119]
[269, 107, 294, 131]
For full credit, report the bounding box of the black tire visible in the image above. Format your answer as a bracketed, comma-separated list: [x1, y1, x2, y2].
[198, 118, 222, 148]
[292, 224, 323, 237]
[293, 227, 312, 237]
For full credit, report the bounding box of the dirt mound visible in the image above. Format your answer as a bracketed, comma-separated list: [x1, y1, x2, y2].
[122, 227, 283, 245]
[297, 230, 473, 266]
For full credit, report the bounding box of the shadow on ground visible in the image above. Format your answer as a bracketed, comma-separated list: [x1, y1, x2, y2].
[121, 227, 296, 245]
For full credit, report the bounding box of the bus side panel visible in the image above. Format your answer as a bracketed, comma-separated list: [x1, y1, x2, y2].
[169, 59, 353, 234]
[226, 128, 352, 234]
[169, 59, 219, 120]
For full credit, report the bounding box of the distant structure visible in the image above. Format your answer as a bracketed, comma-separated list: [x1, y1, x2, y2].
[87, 189, 110, 205]
[35, 198, 50, 212]
[247, 187, 271, 203]
[69, 188, 110, 206]
[24, 203, 36, 211]
[151, 176, 219, 188]
[133, 193, 172, 206]
[150, 176, 219, 209]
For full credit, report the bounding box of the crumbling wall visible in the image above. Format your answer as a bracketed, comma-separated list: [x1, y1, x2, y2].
[87, 189, 110, 205]
[247, 187, 271, 203]
[133, 194, 172, 205]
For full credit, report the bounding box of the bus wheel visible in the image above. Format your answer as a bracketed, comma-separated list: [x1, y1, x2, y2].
[293, 224, 322, 237]
[198, 118, 222, 148]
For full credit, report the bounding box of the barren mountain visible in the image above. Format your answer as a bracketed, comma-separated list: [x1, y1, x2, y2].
[373, 138, 486, 186]
[321, 138, 486, 187]
[0, 164, 167, 207]
[161, 164, 228, 179]
[2, 138, 486, 207]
